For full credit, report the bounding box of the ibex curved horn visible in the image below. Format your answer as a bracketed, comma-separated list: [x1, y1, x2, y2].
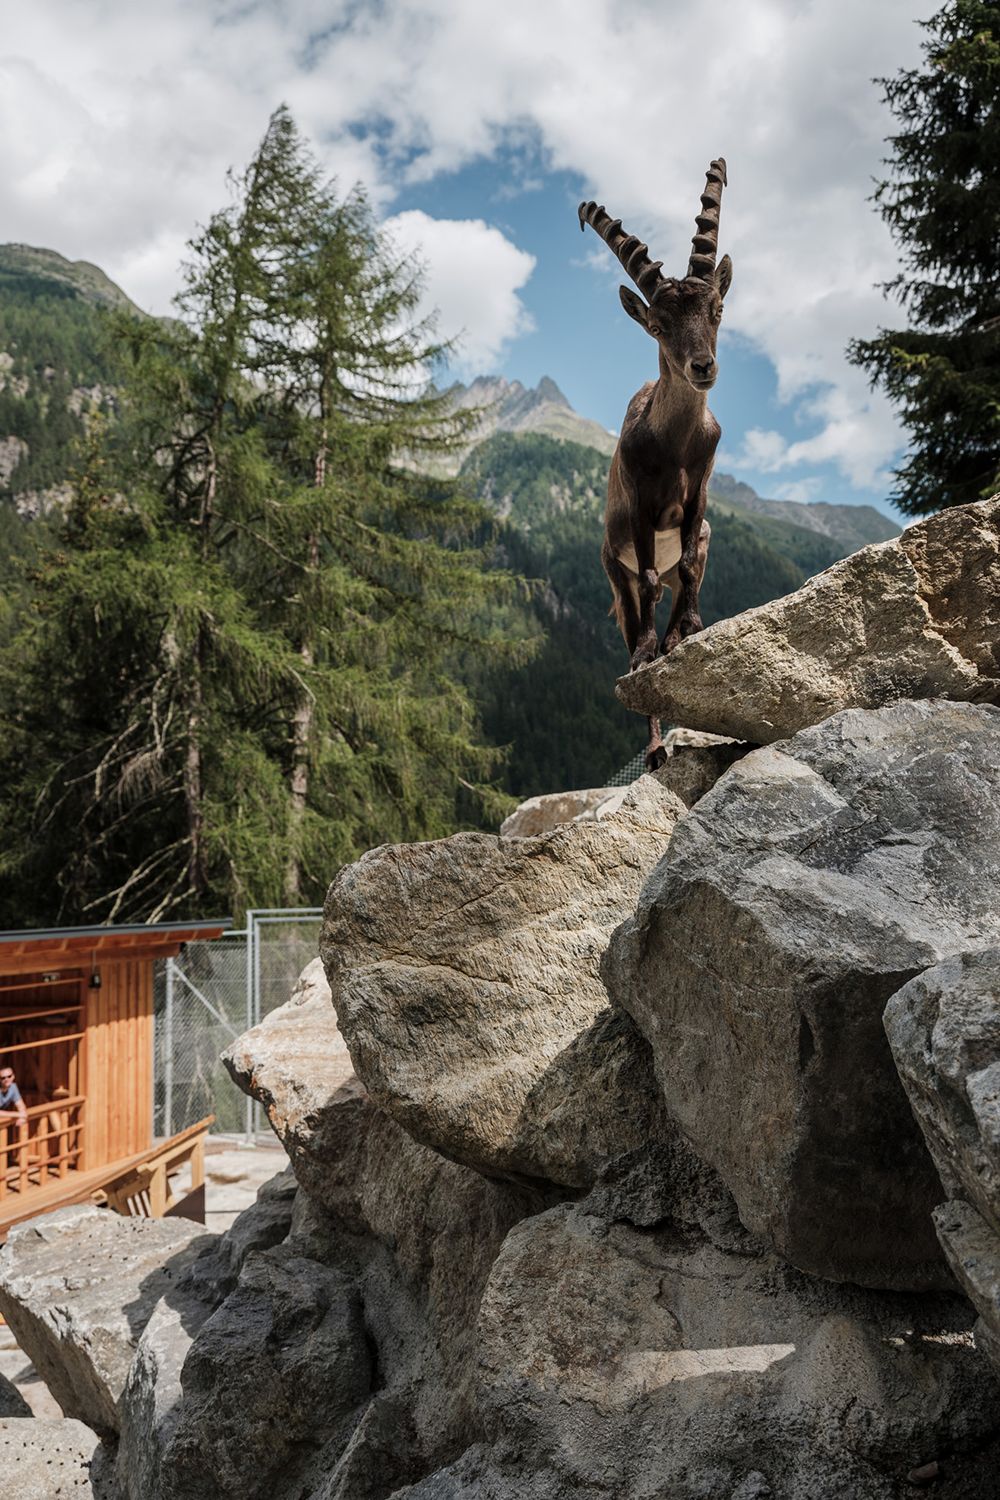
[578, 201, 666, 303]
[687, 158, 727, 281]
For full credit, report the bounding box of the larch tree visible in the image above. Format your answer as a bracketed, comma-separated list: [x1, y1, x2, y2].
[849, 0, 1000, 515]
[180, 106, 527, 904]
[0, 107, 527, 927]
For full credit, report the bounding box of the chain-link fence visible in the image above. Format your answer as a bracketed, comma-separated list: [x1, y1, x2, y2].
[605, 748, 648, 787]
[153, 909, 323, 1141]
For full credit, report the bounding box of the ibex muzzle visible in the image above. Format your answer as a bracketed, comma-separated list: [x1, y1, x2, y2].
[579, 160, 732, 770]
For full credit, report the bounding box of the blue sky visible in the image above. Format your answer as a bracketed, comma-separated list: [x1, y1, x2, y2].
[2, 0, 932, 521]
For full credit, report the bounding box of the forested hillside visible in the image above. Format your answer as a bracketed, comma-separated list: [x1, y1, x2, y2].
[0, 245, 125, 513]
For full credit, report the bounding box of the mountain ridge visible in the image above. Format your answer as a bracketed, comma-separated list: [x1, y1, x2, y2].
[710, 471, 899, 554]
[0, 243, 143, 315]
[441, 375, 618, 469]
[445, 372, 899, 551]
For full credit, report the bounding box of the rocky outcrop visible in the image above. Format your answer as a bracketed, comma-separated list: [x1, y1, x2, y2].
[9, 633, 1000, 1496]
[322, 776, 686, 1189]
[616, 494, 1000, 742]
[186, 966, 537, 1497]
[0, 435, 27, 485]
[409, 1194, 998, 1500]
[0, 1418, 118, 1498]
[885, 951, 1000, 1370]
[0, 1205, 211, 1437]
[603, 700, 1000, 1289]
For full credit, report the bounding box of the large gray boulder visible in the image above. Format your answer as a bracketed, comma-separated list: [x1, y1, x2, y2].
[130, 1248, 371, 1500]
[0, 1205, 211, 1437]
[399, 1198, 1000, 1500]
[885, 951, 1000, 1371]
[117, 1167, 298, 1499]
[616, 493, 1000, 742]
[603, 700, 1000, 1289]
[321, 776, 686, 1189]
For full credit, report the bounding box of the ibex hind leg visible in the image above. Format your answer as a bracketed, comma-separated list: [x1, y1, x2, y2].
[644, 716, 667, 771]
[602, 545, 666, 771]
[661, 520, 710, 658]
[602, 546, 643, 659]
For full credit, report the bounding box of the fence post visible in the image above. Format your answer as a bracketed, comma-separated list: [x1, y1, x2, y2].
[254, 916, 265, 1138]
[244, 913, 255, 1144]
[164, 957, 175, 1139]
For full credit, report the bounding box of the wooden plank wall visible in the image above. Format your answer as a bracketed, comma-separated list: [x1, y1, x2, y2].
[0, 975, 83, 1107]
[83, 961, 154, 1169]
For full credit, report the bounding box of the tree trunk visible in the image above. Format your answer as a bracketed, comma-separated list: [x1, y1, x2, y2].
[284, 640, 314, 905]
[185, 632, 207, 903]
[284, 522, 321, 905]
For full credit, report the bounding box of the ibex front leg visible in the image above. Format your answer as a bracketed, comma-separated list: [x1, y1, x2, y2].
[662, 488, 709, 657]
[629, 525, 668, 770]
[630, 522, 662, 672]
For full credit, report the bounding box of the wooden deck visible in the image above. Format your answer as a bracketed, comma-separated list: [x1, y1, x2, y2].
[0, 1117, 213, 1241]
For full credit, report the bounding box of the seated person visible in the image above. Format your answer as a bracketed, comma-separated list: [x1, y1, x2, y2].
[0, 1066, 28, 1128]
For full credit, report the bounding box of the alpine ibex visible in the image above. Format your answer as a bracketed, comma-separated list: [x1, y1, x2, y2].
[579, 159, 732, 769]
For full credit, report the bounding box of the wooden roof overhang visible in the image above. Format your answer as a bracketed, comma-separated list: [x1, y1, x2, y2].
[0, 919, 232, 977]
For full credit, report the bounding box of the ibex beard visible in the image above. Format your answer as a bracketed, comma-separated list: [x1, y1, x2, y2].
[579, 158, 732, 770]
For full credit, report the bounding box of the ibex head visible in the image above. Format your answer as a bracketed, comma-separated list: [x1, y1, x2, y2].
[579, 159, 732, 392]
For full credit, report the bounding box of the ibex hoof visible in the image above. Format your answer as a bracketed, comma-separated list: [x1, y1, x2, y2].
[630, 647, 658, 672]
[644, 745, 668, 772]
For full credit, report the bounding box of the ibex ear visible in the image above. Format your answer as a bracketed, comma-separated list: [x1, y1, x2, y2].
[715, 255, 733, 300]
[619, 286, 651, 330]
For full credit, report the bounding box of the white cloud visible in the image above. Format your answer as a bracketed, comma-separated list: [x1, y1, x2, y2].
[770, 478, 823, 504]
[1, 0, 931, 492]
[381, 211, 535, 376]
[725, 378, 901, 491]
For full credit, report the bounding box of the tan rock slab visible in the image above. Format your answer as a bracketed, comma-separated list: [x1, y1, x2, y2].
[0, 1205, 211, 1437]
[616, 494, 1000, 743]
[321, 777, 686, 1188]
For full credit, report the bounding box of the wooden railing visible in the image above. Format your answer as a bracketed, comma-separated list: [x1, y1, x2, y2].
[100, 1116, 212, 1221]
[0, 1094, 85, 1199]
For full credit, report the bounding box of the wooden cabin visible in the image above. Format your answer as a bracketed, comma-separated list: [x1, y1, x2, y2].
[0, 919, 229, 1238]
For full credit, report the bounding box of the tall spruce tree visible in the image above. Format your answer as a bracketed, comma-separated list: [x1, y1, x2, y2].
[849, 0, 1000, 514]
[0, 108, 525, 926]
